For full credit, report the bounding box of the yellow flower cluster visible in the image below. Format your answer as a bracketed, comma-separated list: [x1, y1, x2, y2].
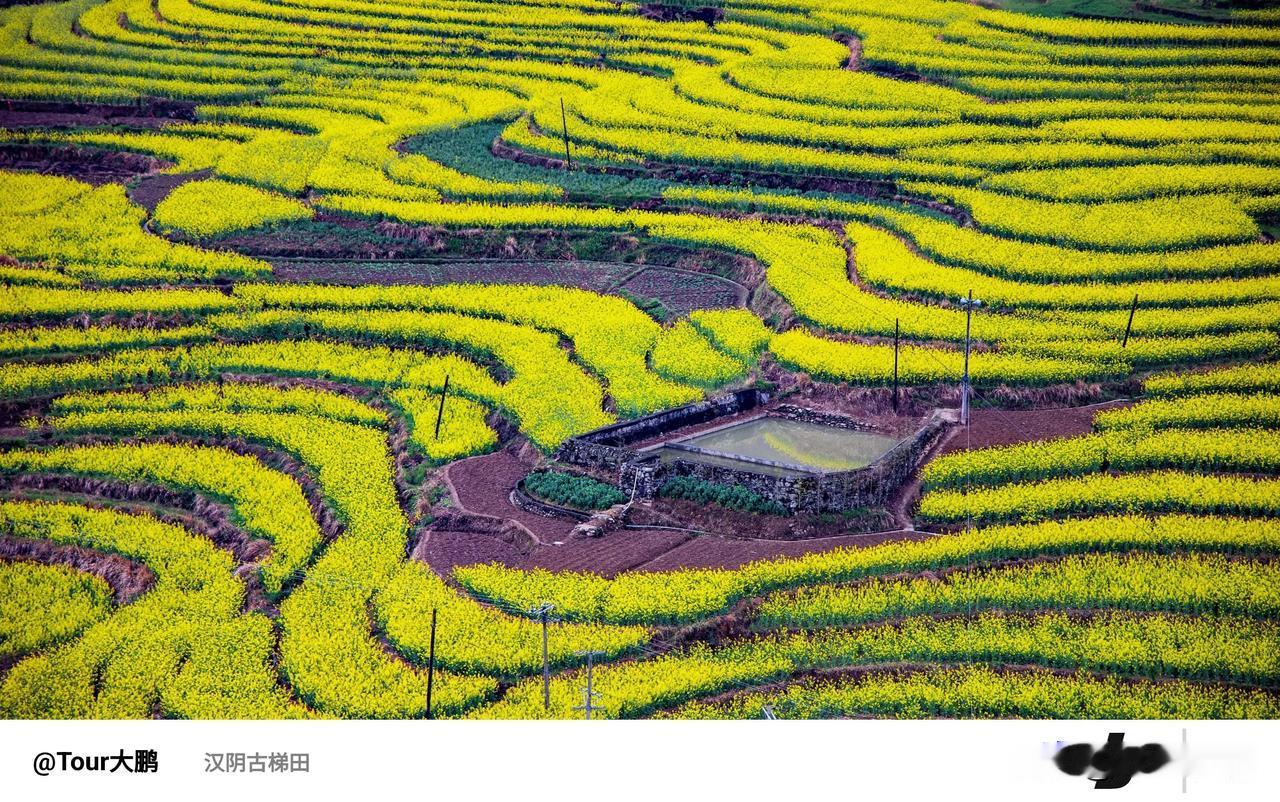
[468, 611, 1280, 718]
[921, 428, 1280, 491]
[756, 552, 1279, 628]
[52, 381, 387, 427]
[0, 501, 309, 719]
[688, 308, 772, 362]
[650, 321, 749, 389]
[389, 389, 497, 463]
[0, 172, 268, 283]
[34, 400, 650, 710]
[4, 0, 1280, 720]
[152, 178, 312, 238]
[919, 471, 1280, 525]
[0, 561, 112, 659]
[0, 442, 321, 595]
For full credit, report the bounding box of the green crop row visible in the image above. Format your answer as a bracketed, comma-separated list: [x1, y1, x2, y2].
[658, 475, 788, 516]
[454, 513, 1280, 625]
[918, 471, 1280, 525]
[470, 611, 1280, 718]
[523, 470, 627, 511]
[920, 428, 1280, 491]
[0, 500, 308, 719]
[755, 552, 1280, 628]
[0, 560, 113, 660]
[664, 665, 1280, 720]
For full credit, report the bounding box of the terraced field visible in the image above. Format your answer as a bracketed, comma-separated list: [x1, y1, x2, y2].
[1, 0, 1278, 720]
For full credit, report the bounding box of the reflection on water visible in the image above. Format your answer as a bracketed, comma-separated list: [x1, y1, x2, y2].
[672, 417, 900, 473]
[655, 446, 804, 477]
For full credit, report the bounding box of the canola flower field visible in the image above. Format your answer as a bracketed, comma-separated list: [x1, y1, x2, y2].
[1, 0, 1279, 720]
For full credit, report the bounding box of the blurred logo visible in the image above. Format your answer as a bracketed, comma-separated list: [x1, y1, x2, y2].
[1053, 732, 1171, 790]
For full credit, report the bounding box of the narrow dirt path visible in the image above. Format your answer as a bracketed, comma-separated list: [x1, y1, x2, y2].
[441, 449, 570, 543]
[128, 169, 210, 213]
[834, 33, 862, 71]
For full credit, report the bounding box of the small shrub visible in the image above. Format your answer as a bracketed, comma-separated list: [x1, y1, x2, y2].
[524, 471, 627, 511]
[618, 289, 670, 323]
[658, 475, 787, 516]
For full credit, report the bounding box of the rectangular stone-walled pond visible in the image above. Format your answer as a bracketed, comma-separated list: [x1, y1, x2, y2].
[553, 390, 955, 515]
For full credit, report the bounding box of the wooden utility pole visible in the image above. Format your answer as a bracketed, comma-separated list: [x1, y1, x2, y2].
[560, 98, 573, 170]
[892, 318, 900, 413]
[433, 375, 450, 440]
[425, 607, 437, 719]
[1121, 293, 1138, 349]
[530, 603, 556, 711]
[958, 291, 982, 426]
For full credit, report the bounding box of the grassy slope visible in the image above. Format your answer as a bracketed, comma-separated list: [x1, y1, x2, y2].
[984, 0, 1264, 24]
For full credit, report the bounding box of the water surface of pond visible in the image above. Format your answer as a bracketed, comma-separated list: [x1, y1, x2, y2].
[669, 417, 900, 473]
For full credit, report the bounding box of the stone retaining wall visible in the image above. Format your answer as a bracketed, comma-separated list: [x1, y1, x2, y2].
[771, 403, 882, 432]
[554, 389, 766, 470]
[509, 482, 591, 521]
[812, 410, 952, 511]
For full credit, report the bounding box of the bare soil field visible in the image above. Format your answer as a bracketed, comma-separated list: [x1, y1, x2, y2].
[0, 143, 167, 185]
[271, 259, 743, 313]
[216, 214, 747, 271]
[128, 170, 209, 212]
[210, 216, 754, 314]
[629, 498, 897, 541]
[0, 98, 193, 129]
[521, 528, 694, 576]
[442, 449, 573, 543]
[618, 266, 746, 314]
[936, 399, 1131, 456]
[412, 528, 529, 577]
[272, 258, 629, 291]
[632, 529, 934, 572]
